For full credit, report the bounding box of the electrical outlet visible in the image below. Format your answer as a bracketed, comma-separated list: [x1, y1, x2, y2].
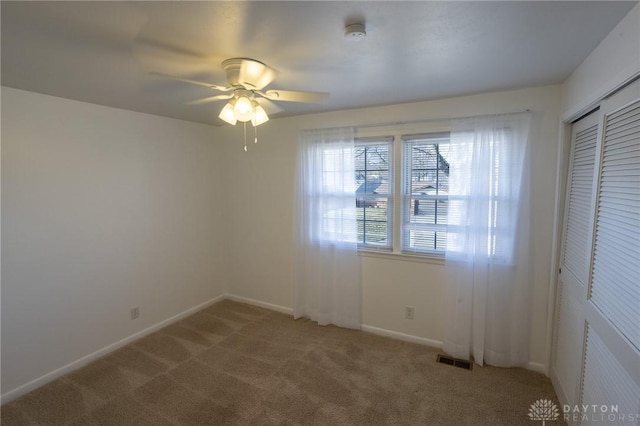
[130, 306, 140, 320]
[405, 306, 414, 320]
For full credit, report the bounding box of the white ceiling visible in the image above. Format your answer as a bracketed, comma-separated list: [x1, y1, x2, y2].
[1, 1, 636, 126]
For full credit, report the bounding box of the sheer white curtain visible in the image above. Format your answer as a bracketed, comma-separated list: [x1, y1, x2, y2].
[294, 127, 361, 329]
[443, 113, 532, 367]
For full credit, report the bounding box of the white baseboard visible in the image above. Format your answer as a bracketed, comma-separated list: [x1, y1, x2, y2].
[224, 293, 294, 316]
[361, 325, 548, 375]
[0, 294, 226, 404]
[550, 366, 578, 425]
[225, 293, 293, 316]
[527, 361, 547, 375]
[361, 324, 444, 349]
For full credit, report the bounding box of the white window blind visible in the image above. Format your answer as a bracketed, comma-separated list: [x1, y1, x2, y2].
[402, 134, 450, 254]
[590, 99, 640, 351]
[562, 123, 598, 285]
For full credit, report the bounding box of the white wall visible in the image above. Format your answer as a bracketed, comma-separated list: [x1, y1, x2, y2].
[1, 87, 227, 398]
[561, 3, 640, 119]
[219, 85, 562, 369]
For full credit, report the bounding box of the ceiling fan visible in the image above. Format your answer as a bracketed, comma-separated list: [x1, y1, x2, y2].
[151, 58, 329, 127]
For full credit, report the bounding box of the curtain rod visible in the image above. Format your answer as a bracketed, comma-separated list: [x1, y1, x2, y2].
[353, 109, 532, 130]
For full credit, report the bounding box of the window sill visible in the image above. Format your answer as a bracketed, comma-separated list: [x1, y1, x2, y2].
[358, 249, 445, 265]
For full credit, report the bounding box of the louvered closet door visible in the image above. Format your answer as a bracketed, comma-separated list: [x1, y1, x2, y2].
[581, 79, 640, 424]
[552, 111, 599, 406]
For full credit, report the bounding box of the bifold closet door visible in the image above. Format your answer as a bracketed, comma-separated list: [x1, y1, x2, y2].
[553, 109, 598, 406]
[553, 78, 640, 422]
[580, 78, 640, 424]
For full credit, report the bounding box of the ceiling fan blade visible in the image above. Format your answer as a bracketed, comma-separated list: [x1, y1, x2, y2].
[255, 98, 284, 115]
[262, 89, 329, 103]
[149, 72, 232, 92]
[186, 94, 234, 105]
[133, 37, 227, 76]
[136, 37, 209, 62]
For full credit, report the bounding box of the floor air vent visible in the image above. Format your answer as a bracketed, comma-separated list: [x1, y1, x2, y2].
[436, 354, 473, 370]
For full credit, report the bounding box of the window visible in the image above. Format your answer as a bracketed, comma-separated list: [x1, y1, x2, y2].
[311, 129, 451, 258]
[402, 134, 450, 254]
[354, 138, 393, 249]
[308, 117, 528, 260]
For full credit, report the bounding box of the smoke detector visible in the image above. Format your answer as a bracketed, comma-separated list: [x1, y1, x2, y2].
[345, 23, 366, 40]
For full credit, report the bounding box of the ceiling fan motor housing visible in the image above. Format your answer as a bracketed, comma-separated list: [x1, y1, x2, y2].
[222, 58, 271, 89]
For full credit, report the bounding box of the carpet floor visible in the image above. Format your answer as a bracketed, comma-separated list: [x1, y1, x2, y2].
[1, 300, 562, 425]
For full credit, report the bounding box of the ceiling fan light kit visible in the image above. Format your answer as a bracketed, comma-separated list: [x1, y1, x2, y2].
[232, 93, 255, 121]
[218, 101, 237, 125]
[153, 57, 328, 151]
[217, 92, 269, 127]
[250, 102, 269, 126]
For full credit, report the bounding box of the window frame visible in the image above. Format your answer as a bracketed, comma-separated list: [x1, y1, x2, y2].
[352, 122, 451, 262]
[351, 119, 526, 263]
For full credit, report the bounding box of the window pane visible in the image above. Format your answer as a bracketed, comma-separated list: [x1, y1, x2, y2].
[354, 141, 393, 249]
[402, 136, 450, 254]
[406, 230, 447, 251]
[357, 199, 389, 246]
[323, 205, 357, 242]
[408, 199, 448, 223]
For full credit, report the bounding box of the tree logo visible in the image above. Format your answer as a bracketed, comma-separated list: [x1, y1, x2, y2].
[529, 399, 560, 425]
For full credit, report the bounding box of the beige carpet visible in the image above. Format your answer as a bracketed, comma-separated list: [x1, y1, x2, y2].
[1, 300, 562, 425]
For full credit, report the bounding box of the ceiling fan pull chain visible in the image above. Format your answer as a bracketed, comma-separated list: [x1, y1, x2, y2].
[254, 122, 258, 144]
[243, 122, 248, 152]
